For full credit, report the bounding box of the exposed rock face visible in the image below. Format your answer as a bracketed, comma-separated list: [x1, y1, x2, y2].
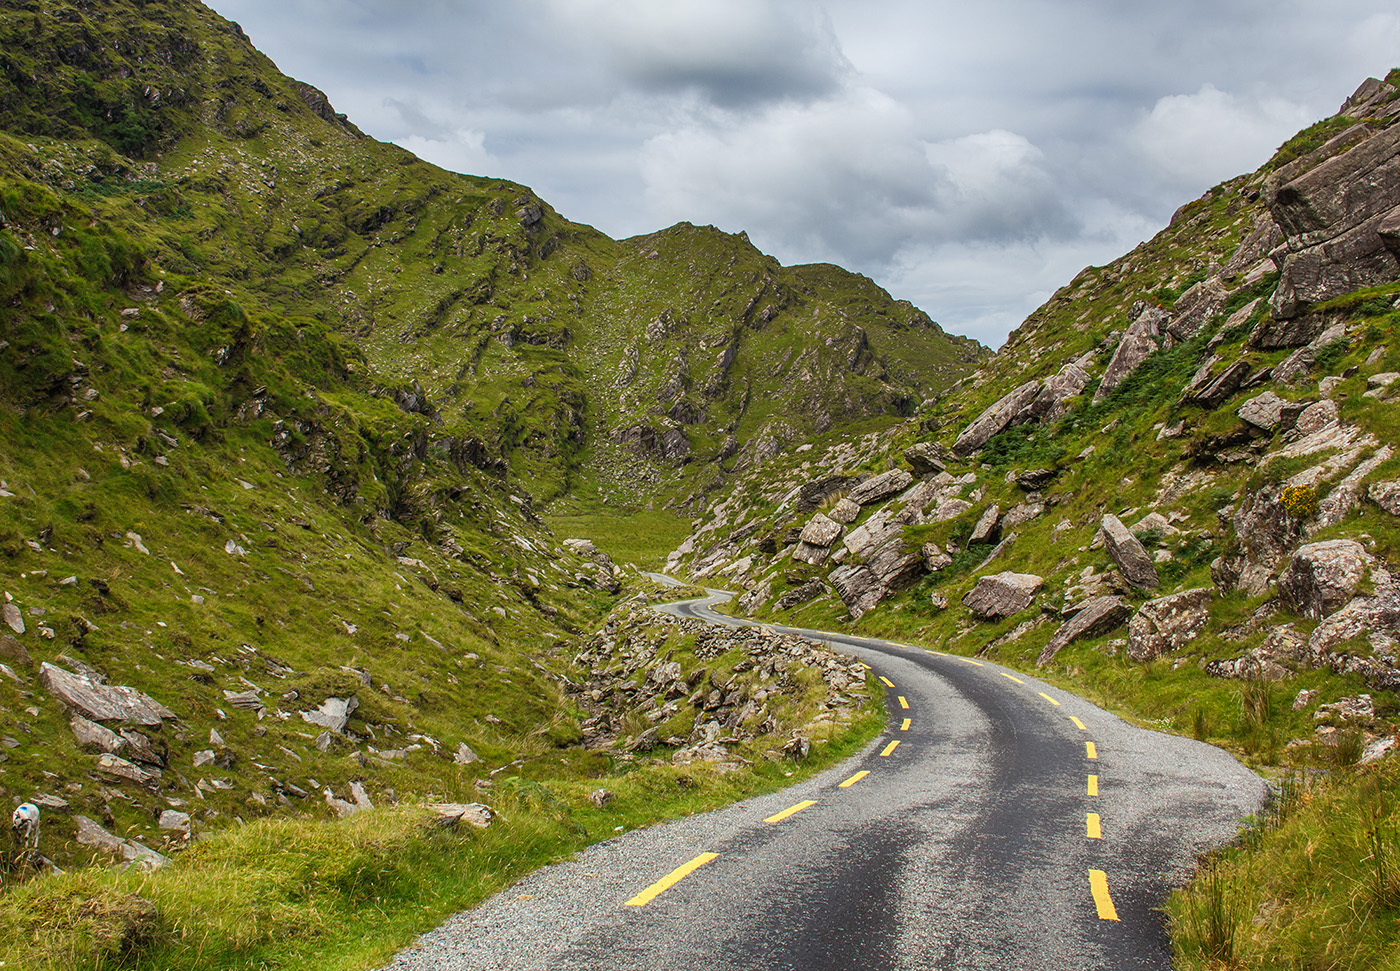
[1180, 358, 1252, 409]
[962, 572, 1043, 620]
[847, 468, 914, 506]
[39, 663, 175, 726]
[301, 696, 359, 733]
[1127, 588, 1214, 661]
[1100, 515, 1159, 590]
[1037, 596, 1131, 667]
[1018, 355, 1093, 423]
[1094, 306, 1168, 403]
[1171, 276, 1229, 339]
[775, 579, 829, 611]
[74, 815, 168, 869]
[827, 498, 862, 524]
[1272, 323, 1349, 384]
[952, 380, 1040, 456]
[1278, 539, 1373, 620]
[798, 513, 843, 547]
[1268, 123, 1400, 320]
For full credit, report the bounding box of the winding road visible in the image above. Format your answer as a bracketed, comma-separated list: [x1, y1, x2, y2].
[380, 583, 1267, 971]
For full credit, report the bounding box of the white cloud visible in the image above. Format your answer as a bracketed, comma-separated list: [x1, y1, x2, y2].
[394, 128, 498, 179]
[1131, 84, 1314, 190]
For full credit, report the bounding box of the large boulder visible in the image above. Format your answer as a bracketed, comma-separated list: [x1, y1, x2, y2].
[1100, 515, 1160, 590]
[1237, 391, 1305, 432]
[1170, 276, 1229, 339]
[39, 663, 176, 726]
[1127, 588, 1214, 661]
[963, 572, 1043, 620]
[1016, 355, 1093, 424]
[1278, 539, 1373, 620]
[952, 380, 1041, 457]
[1037, 596, 1131, 667]
[798, 513, 843, 547]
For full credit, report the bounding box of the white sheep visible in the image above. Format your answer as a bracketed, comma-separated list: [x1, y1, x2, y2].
[11, 803, 39, 852]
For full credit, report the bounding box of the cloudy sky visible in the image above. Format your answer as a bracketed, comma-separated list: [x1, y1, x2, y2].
[207, 0, 1399, 348]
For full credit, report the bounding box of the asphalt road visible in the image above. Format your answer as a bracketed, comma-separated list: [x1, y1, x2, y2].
[379, 584, 1267, 971]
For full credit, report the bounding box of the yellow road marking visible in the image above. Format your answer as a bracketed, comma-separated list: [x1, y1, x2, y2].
[626, 853, 719, 906]
[898, 695, 909, 709]
[880, 740, 901, 757]
[838, 770, 869, 788]
[861, 663, 872, 670]
[1087, 813, 1102, 839]
[1086, 741, 1098, 760]
[957, 657, 985, 667]
[1070, 716, 1087, 731]
[1088, 774, 1098, 796]
[1038, 692, 1061, 706]
[879, 676, 895, 688]
[901, 718, 911, 731]
[1089, 870, 1120, 921]
[765, 800, 817, 824]
[1000, 672, 1026, 685]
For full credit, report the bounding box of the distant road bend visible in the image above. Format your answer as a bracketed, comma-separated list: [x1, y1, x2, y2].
[381, 578, 1267, 971]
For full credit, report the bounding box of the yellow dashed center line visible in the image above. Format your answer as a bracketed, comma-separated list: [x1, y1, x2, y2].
[765, 800, 817, 824]
[898, 695, 909, 709]
[1038, 692, 1061, 706]
[838, 770, 869, 788]
[1086, 741, 1098, 760]
[1088, 774, 1098, 796]
[879, 676, 896, 688]
[900, 718, 911, 731]
[1089, 870, 1120, 921]
[1087, 813, 1102, 839]
[880, 740, 901, 757]
[626, 853, 719, 906]
[1069, 716, 1087, 731]
[1000, 672, 1026, 685]
[957, 657, 985, 667]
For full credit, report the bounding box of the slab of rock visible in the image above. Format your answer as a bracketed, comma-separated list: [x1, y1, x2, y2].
[1037, 596, 1131, 667]
[39, 663, 175, 726]
[1181, 358, 1253, 409]
[1294, 398, 1340, 436]
[921, 543, 953, 572]
[1100, 515, 1159, 590]
[159, 810, 192, 838]
[428, 803, 496, 829]
[454, 742, 480, 764]
[847, 469, 914, 506]
[775, 578, 829, 611]
[1094, 306, 1168, 403]
[969, 505, 1000, 544]
[1278, 539, 1374, 620]
[300, 695, 359, 733]
[963, 572, 1043, 620]
[903, 441, 948, 475]
[0, 634, 31, 668]
[70, 715, 127, 754]
[2, 603, 23, 635]
[1170, 276, 1229, 339]
[953, 380, 1041, 456]
[827, 498, 861, 524]
[1370, 480, 1400, 515]
[798, 513, 843, 548]
[1127, 588, 1213, 660]
[1018, 355, 1093, 424]
[1003, 499, 1046, 529]
[96, 753, 159, 787]
[1273, 324, 1350, 386]
[1238, 391, 1305, 432]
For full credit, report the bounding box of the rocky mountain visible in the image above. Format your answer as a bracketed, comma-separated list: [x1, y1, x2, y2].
[671, 71, 1400, 740]
[0, 0, 980, 871]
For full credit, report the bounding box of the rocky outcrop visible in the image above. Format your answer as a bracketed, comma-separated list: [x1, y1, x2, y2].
[1268, 121, 1400, 319]
[1278, 539, 1373, 620]
[1238, 391, 1305, 432]
[39, 663, 175, 726]
[1100, 515, 1159, 590]
[829, 508, 927, 618]
[903, 441, 949, 474]
[1127, 588, 1213, 660]
[963, 572, 1043, 620]
[1037, 596, 1131, 667]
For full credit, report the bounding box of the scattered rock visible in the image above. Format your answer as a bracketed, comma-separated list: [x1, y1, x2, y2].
[589, 789, 615, 809]
[903, 442, 948, 475]
[1094, 306, 1168, 403]
[300, 696, 359, 733]
[1238, 391, 1305, 432]
[2, 603, 24, 635]
[827, 498, 861, 524]
[969, 505, 1000, 544]
[74, 815, 168, 869]
[953, 380, 1041, 456]
[158, 810, 191, 838]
